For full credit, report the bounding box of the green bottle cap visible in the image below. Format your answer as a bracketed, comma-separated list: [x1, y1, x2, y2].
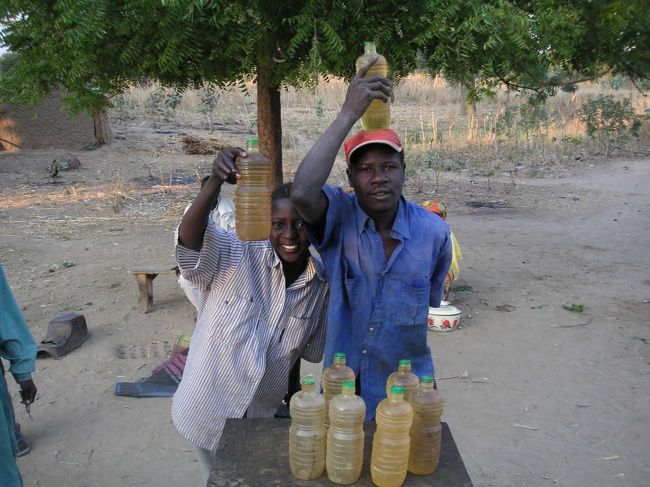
[364, 40, 376, 48]
[302, 376, 315, 386]
[399, 359, 411, 367]
[390, 385, 405, 395]
[421, 375, 434, 384]
[333, 352, 346, 361]
[245, 137, 259, 151]
[342, 380, 355, 390]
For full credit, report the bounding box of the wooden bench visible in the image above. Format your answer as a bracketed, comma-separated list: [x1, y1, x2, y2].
[128, 265, 179, 313]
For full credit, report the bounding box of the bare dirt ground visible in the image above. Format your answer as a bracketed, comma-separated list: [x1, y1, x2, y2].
[1, 120, 649, 487]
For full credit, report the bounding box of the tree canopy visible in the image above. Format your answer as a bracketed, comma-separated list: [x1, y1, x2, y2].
[1, 0, 647, 182]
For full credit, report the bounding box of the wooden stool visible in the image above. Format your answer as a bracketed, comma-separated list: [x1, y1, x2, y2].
[128, 265, 179, 313]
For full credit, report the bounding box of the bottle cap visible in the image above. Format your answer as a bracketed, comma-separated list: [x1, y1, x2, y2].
[302, 376, 316, 386]
[421, 375, 434, 384]
[245, 137, 259, 145]
[364, 40, 376, 48]
[333, 352, 346, 361]
[390, 385, 405, 395]
[342, 380, 355, 390]
[399, 359, 411, 367]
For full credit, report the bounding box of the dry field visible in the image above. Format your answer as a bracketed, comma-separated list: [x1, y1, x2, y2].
[114, 74, 650, 177]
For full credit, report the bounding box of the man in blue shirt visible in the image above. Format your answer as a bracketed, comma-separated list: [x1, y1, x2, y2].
[291, 57, 452, 418]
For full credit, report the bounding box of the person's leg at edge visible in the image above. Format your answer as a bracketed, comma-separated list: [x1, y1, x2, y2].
[196, 447, 217, 486]
[1, 371, 23, 487]
[10, 394, 29, 457]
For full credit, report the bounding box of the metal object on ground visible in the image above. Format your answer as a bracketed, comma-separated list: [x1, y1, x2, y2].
[37, 312, 90, 359]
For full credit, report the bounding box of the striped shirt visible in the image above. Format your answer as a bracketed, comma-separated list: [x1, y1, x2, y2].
[172, 221, 328, 452]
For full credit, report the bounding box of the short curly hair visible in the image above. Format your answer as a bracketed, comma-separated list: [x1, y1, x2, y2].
[271, 182, 292, 202]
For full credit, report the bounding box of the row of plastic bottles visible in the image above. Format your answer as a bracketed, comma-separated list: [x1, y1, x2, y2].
[289, 355, 444, 486]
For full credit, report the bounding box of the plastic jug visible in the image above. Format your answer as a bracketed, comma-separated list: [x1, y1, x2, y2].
[235, 137, 272, 241]
[355, 40, 390, 130]
[326, 380, 366, 484]
[289, 376, 326, 480]
[407, 375, 444, 475]
[370, 385, 414, 487]
[386, 359, 420, 399]
[322, 352, 355, 428]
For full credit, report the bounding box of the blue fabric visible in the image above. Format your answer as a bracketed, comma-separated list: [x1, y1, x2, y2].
[1, 265, 34, 487]
[0, 267, 36, 382]
[115, 382, 179, 397]
[307, 185, 452, 419]
[1, 370, 22, 487]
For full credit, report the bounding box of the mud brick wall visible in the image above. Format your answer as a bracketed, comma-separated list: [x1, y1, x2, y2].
[0, 91, 95, 152]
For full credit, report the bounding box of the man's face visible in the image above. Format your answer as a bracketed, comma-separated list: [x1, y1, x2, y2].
[269, 198, 310, 264]
[347, 145, 405, 215]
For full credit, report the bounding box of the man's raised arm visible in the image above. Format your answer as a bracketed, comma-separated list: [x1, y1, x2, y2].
[178, 148, 244, 251]
[291, 56, 392, 224]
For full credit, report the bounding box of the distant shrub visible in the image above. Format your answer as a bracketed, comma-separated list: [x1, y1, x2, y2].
[496, 102, 549, 142]
[199, 86, 219, 132]
[112, 94, 138, 120]
[145, 88, 165, 118]
[578, 95, 641, 157]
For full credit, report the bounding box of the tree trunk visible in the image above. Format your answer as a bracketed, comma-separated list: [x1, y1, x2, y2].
[458, 83, 468, 116]
[93, 110, 113, 146]
[256, 64, 283, 188]
[461, 81, 476, 121]
[465, 96, 476, 121]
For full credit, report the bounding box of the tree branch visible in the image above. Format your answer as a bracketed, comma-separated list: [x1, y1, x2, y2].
[628, 77, 648, 97]
[491, 67, 546, 93]
[492, 63, 614, 94]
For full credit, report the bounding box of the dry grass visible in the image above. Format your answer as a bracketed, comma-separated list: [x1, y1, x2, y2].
[111, 74, 650, 178]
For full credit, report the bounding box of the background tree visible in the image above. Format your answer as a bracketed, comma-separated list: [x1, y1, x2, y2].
[1, 0, 647, 185]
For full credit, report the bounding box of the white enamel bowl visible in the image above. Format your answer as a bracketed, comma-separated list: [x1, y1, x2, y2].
[428, 301, 461, 332]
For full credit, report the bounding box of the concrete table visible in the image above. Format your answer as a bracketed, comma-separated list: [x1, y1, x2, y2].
[208, 418, 473, 486]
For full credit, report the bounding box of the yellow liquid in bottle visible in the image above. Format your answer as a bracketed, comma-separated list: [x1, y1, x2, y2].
[289, 377, 326, 480]
[407, 377, 444, 475]
[235, 150, 272, 241]
[370, 386, 413, 487]
[385, 359, 420, 400]
[355, 41, 390, 130]
[326, 382, 366, 484]
[322, 353, 356, 428]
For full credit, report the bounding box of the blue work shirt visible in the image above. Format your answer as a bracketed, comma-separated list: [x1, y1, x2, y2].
[307, 185, 452, 419]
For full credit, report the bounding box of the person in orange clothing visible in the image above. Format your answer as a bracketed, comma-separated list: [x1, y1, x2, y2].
[421, 200, 462, 301]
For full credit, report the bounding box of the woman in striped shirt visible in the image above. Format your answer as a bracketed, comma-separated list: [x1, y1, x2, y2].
[173, 148, 329, 484]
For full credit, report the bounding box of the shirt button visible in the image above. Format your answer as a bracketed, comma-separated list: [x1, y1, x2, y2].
[362, 349, 367, 354]
[369, 327, 375, 332]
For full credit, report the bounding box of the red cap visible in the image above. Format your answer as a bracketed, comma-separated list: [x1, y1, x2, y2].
[344, 129, 403, 163]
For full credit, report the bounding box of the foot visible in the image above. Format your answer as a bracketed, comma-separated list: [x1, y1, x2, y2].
[16, 437, 30, 457]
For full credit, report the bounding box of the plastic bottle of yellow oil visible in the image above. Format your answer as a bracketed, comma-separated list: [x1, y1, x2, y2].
[289, 376, 326, 480]
[235, 137, 272, 241]
[355, 40, 390, 130]
[370, 385, 414, 487]
[385, 359, 420, 399]
[326, 380, 366, 484]
[322, 352, 355, 428]
[407, 375, 444, 475]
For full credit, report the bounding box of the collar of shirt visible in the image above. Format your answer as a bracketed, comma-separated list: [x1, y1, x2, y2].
[264, 249, 325, 290]
[354, 195, 411, 240]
